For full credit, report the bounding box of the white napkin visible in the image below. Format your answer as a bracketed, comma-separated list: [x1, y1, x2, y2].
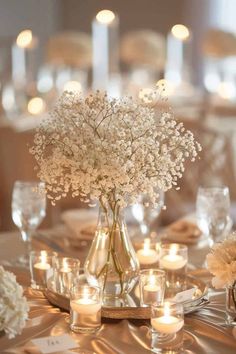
[61, 208, 98, 240]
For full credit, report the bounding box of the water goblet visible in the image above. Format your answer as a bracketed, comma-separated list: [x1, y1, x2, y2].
[196, 186, 231, 246]
[11, 180, 46, 265]
[131, 190, 164, 237]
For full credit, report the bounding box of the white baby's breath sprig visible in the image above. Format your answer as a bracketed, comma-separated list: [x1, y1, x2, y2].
[30, 90, 201, 208]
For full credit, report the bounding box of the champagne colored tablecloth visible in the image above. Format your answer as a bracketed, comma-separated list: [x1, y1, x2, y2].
[1, 230, 236, 354]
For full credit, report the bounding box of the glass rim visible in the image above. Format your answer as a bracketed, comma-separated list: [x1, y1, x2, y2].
[198, 185, 229, 193]
[54, 256, 80, 266]
[151, 300, 184, 312]
[14, 180, 45, 187]
[160, 243, 187, 251]
[139, 269, 166, 276]
[70, 284, 101, 294]
[29, 250, 58, 257]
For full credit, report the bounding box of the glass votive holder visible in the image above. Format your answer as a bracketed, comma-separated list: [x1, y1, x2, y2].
[53, 257, 80, 296]
[136, 238, 160, 267]
[159, 243, 188, 289]
[70, 284, 102, 333]
[151, 302, 184, 353]
[30, 250, 55, 290]
[139, 269, 166, 307]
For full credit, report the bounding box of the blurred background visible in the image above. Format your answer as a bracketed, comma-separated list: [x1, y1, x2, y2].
[1, 0, 236, 232]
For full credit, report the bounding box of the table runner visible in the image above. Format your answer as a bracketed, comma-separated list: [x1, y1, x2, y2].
[1, 231, 236, 353]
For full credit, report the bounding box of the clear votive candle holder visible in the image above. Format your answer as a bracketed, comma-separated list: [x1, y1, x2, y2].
[53, 257, 80, 295]
[30, 250, 55, 290]
[151, 301, 184, 353]
[136, 238, 160, 267]
[70, 284, 102, 333]
[159, 243, 188, 289]
[139, 269, 166, 307]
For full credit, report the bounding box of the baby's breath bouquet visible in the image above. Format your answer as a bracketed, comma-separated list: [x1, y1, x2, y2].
[31, 90, 200, 297]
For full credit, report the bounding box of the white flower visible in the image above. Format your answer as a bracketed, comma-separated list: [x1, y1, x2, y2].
[30, 90, 201, 208]
[206, 234, 236, 288]
[0, 266, 29, 339]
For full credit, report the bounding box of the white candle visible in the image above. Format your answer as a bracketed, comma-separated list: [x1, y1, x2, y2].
[159, 254, 187, 270]
[165, 24, 191, 87]
[71, 299, 101, 315]
[92, 9, 120, 96]
[136, 239, 159, 265]
[34, 262, 51, 270]
[151, 316, 184, 334]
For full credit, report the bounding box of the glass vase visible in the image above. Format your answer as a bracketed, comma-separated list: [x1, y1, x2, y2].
[84, 203, 140, 301]
[226, 283, 236, 325]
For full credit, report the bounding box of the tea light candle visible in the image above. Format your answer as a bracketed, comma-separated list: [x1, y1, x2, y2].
[34, 251, 51, 270]
[137, 238, 159, 265]
[160, 244, 187, 270]
[151, 303, 184, 334]
[143, 275, 162, 304]
[71, 298, 101, 315]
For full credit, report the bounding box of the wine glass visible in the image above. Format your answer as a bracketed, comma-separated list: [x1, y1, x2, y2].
[12, 181, 46, 264]
[131, 190, 164, 238]
[196, 186, 231, 246]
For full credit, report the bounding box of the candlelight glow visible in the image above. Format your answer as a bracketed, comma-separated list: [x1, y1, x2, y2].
[96, 10, 115, 24]
[169, 244, 179, 256]
[16, 29, 33, 48]
[63, 80, 82, 92]
[139, 88, 155, 103]
[164, 302, 171, 317]
[171, 24, 190, 41]
[217, 81, 235, 100]
[28, 97, 45, 115]
[156, 79, 175, 97]
[143, 238, 151, 252]
[40, 250, 47, 264]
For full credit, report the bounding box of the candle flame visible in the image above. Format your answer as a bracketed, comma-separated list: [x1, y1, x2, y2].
[143, 238, 151, 252]
[96, 10, 115, 24]
[40, 250, 47, 264]
[169, 244, 179, 256]
[171, 24, 190, 41]
[156, 79, 175, 97]
[217, 81, 235, 100]
[63, 80, 82, 93]
[164, 302, 171, 317]
[149, 275, 156, 286]
[16, 29, 33, 48]
[28, 97, 45, 115]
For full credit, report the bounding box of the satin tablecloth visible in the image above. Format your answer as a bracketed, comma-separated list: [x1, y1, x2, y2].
[1, 230, 236, 354]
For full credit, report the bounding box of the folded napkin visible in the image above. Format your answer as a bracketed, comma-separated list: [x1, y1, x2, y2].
[61, 208, 98, 240]
[163, 220, 202, 245]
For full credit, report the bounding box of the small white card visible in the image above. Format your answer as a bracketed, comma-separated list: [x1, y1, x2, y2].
[173, 288, 196, 303]
[31, 334, 78, 354]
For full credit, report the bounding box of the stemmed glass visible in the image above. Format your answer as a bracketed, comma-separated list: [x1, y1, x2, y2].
[131, 190, 164, 238]
[12, 181, 46, 264]
[196, 186, 231, 246]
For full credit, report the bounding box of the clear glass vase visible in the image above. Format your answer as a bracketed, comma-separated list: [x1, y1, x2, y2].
[84, 203, 140, 301]
[226, 283, 236, 325]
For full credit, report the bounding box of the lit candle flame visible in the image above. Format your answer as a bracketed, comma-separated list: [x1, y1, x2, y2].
[143, 238, 151, 252]
[63, 80, 82, 93]
[164, 302, 171, 317]
[96, 10, 115, 24]
[169, 244, 179, 256]
[16, 29, 33, 48]
[40, 250, 47, 264]
[171, 24, 190, 41]
[27, 97, 45, 115]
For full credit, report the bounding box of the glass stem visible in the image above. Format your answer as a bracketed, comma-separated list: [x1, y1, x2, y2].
[21, 230, 32, 255]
